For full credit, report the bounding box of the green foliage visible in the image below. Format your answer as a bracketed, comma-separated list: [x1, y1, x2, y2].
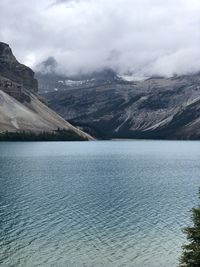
[179, 190, 200, 267]
[0, 129, 87, 142]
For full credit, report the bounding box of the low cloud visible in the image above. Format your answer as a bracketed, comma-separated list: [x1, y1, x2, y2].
[0, 0, 200, 77]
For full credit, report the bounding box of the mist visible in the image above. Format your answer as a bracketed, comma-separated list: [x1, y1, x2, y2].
[0, 0, 200, 77]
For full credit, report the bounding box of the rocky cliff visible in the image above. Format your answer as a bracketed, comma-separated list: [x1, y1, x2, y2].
[0, 42, 38, 92]
[0, 42, 93, 140]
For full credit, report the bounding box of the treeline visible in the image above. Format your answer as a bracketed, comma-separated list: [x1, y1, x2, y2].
[0, 129, 87, 141]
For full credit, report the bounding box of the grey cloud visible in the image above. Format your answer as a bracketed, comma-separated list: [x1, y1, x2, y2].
[0, 0, 200, 77]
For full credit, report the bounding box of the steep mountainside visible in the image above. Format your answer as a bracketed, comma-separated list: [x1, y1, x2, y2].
[0, 42, 38, 92]
[0, 42, 93, 140]
[38, 69, 200, 139]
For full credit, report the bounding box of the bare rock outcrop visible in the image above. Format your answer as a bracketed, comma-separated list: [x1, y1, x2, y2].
[0, 42, 38, 93]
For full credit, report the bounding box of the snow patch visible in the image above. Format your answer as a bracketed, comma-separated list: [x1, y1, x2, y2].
[118, 74, 148, 82]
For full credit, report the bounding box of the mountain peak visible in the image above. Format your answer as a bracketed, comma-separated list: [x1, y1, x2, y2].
[0, 42, 17, 63]
[0, 42, 38, 92]
[36, 57, 58, 74]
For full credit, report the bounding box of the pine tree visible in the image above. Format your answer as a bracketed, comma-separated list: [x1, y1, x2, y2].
[179, 189, 200, 266]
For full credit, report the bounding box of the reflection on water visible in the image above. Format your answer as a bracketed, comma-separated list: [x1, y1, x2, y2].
[0, 141, 200, 267]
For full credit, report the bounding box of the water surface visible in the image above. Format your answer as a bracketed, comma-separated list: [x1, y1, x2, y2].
[0, 141, 200, 267]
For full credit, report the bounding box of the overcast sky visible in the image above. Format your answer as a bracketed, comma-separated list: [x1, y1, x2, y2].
[0, 0, 200, 77]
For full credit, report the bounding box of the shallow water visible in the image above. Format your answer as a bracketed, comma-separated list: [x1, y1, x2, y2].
[0, 141, 200, 267]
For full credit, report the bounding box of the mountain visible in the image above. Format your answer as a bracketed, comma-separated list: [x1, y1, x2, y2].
[0, 42, 38, 92]
[37, 65, 200, 140]
[35, 58, 122, 93]
[0, 42, 93, 141]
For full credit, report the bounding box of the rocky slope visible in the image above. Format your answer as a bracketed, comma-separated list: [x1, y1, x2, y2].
[0, 42, 93, 140]
[38, 67, 200, 139]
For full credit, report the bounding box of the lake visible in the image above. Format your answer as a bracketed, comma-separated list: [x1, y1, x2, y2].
[0, 141, 200, 267]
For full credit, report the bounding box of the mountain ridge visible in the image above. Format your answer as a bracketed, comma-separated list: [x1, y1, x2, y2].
[0, 42, 93, 141]
[36, 65, 200, 140]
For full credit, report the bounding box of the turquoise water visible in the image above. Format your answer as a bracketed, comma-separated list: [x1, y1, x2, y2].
[0, 141, 200, 267]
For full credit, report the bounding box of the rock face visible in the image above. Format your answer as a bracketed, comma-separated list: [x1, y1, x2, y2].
[38, 69, 200, 140]
[0, 42, 93, 140]
[0, 42, 38, 92]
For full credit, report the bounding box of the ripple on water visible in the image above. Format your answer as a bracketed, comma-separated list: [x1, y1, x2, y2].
[0, 141, 200, 267]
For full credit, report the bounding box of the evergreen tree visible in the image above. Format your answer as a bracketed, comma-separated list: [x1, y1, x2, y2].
[0, 129, 87, 141]
[179, 189, 200, 266]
